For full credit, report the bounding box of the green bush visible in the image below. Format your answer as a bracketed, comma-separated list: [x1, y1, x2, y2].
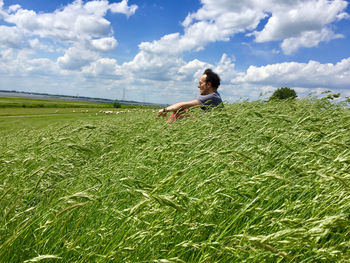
[113, 101, 121, 108]
[270, 87, 297, 100]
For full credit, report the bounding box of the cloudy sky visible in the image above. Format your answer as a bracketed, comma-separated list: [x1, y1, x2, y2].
[0, 0, 349, 104]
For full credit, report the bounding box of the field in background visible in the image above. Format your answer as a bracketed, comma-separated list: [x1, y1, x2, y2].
[0, 98, 349, 262]
[0, 96, 113, 109]
[0, 97, 157, 132]
[0, 96, 156, 109]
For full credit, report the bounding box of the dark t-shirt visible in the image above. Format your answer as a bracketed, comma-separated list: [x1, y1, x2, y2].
[197, 91, 223, 110]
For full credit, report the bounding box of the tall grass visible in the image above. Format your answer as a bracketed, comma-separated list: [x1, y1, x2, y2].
[0, 99, 349, 262]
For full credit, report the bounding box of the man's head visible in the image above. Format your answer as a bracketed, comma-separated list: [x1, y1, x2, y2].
[198, 68, 220, 95]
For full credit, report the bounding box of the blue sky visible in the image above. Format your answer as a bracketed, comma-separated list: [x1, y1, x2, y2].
[0, 0, 350, 104]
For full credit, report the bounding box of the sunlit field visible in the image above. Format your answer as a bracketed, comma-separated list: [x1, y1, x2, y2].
[0, 98, 349, 262]
[0, 97, 113, 109]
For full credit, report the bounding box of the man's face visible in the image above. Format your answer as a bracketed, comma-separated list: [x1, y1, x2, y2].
[198, 74, 211, 95]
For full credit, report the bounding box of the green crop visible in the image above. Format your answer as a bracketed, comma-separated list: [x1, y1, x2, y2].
[0, 98, 349, 262]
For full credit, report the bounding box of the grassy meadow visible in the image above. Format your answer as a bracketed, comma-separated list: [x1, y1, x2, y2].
[0, 97, 113, 109]
[0, 107, 115, 132]
[0, 97, 349, 262]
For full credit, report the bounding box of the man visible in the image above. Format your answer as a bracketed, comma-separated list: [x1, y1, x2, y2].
[157, 69, 223, 122]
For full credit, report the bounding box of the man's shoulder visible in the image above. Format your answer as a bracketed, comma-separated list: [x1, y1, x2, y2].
[198, 91, 222, 109]
[199, 91, 221, 98]
[198, 91, 222, 104]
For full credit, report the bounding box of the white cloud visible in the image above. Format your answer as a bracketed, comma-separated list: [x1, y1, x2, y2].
[123, 48, 186, 81]
[25, 58, 59, 75]
[139, 3, 265, 56]
[213, 54, 238, 84]
[4, 2, 111, 42]
[281, 28, 344, 55]
[178, 59, 211, 82]
[74, 15, 111, 38]
[28, 38, 54, 52]
[251, 0, 349, 54]
[82, 58, 122, 77]
[157, 0, 349, 57]
[0, 0, 138, 80]
[2, 0, 137, 50]
[233, 58, 350, 89]
[139, 33, 183, 54]
[109, 0, 138, 17]
[83, 0, 109, 17]
[57, 45, 99, 70]
[8, 4, 21, 13]
[0, 0, 3, 13]
[91, 37, 118, 52]
[0, 25, 23, 48]
[0, 48, 59, 77]
[253, 0, 348, 42]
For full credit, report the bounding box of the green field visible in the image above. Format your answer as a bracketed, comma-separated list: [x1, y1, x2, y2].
[0, 96, 154, 110]
[0, 98, 349, 262]
[0, 97, 114, 109]
[0, 107, 117, 132]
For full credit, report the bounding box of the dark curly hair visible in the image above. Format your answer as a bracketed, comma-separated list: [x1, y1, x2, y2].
[203, 68, 220, 89]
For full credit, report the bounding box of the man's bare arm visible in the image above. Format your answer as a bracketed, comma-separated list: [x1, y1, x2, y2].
[157, 99, 200, 118]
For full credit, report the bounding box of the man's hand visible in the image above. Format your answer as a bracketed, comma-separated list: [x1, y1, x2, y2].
[157, 108, 167, 118]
